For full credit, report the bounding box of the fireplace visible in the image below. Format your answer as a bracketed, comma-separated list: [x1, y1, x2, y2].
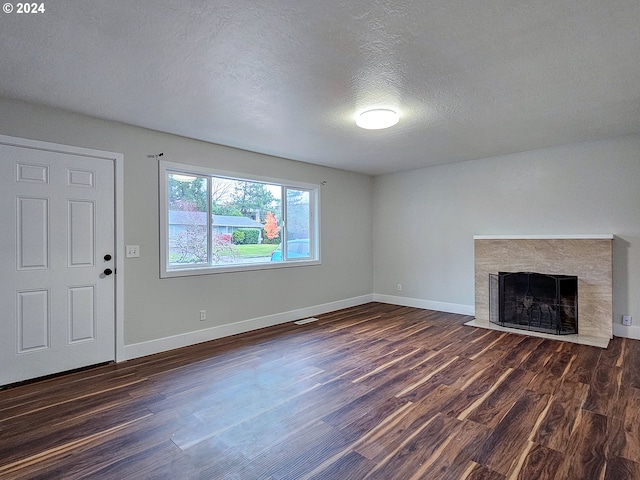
[472, 236, 612, 347]
[489, 272, 578, 335]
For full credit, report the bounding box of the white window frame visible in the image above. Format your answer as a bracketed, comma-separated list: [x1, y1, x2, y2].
[159, 160, 320, 278]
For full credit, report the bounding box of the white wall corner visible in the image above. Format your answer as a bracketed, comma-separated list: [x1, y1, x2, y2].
[121, 294, 375, 361]
[613, 322, 640, 341]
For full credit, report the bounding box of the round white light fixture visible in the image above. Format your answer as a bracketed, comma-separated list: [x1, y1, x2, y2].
[356, 108, 399, 129]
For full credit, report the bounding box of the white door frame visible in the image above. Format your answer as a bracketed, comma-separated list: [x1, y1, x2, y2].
[0, 134, 125, 363]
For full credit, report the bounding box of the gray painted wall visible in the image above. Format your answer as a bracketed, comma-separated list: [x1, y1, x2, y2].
[2, 97, 638, 345]
[0, 98, 374, 345]
[373, 134, 640, 336]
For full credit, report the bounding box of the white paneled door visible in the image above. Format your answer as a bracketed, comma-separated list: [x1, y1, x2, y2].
[0, 143, 115, 386]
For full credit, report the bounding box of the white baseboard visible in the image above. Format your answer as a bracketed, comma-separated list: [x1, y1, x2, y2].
[121, 294, 374, 361]
[122, 292, 636, 361]
[613, 322, 640, 340]
[373, 294, 475, 316]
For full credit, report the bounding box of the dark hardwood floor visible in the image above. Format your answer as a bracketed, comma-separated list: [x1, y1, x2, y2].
[2, 302, 640, 479]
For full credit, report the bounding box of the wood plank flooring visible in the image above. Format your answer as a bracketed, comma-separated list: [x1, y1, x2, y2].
[2, 302, 640, 479]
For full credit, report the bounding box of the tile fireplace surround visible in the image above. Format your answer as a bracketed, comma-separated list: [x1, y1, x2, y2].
[468, 235, 613, 348]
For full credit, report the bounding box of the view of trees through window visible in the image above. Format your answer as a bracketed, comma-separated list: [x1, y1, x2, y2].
[167, 171, 313, 268]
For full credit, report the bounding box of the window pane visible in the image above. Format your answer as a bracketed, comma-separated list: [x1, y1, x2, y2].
[286, 188, 311, 260]
[160, 160, 319, 277]
[168, 173, 208, 265]
[210, 178, 281, 265]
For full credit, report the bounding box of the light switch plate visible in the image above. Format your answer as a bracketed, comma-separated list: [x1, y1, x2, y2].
[126, 245, 140, 258]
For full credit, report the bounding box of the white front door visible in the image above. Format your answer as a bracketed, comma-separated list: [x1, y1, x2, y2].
[0, 142, 115, 386]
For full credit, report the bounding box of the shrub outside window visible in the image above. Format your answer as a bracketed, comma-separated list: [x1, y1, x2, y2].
[159, 161, 320, 277]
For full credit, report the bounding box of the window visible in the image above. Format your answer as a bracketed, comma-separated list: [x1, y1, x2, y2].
[159, 161, 320, 277]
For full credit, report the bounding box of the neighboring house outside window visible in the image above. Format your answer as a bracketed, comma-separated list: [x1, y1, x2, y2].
[168, 211, 264, 241]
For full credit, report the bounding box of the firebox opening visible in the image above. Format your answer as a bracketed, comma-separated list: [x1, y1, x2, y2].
[489, 272, 578, 335]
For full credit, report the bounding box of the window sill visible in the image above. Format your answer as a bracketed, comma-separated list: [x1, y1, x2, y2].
[161, 259, 321, 278]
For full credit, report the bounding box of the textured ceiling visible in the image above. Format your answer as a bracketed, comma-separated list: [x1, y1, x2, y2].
[1, 0, 639, 175]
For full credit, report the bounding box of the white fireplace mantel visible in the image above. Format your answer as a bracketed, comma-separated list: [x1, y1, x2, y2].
[473, 234, 614, 240]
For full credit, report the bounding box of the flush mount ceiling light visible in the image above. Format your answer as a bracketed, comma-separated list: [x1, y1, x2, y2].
[356, 108, 399, 130]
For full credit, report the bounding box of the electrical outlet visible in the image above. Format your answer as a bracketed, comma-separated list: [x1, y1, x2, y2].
[397, 283, 402, 292]
[200, 310, 206, 321]
[623, 315, 632, 326]
[126, 245, 140, 258]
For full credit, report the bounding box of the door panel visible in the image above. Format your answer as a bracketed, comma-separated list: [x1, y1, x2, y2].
[17, 289, 50, 352]
[68, 200, 95, 266]
[68, 285, 96, 343]
[17, 197, 49, 269]
[1, 144, 115, 386]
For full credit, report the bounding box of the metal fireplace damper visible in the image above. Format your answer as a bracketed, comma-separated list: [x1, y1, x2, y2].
[489, 272, 578, 335]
